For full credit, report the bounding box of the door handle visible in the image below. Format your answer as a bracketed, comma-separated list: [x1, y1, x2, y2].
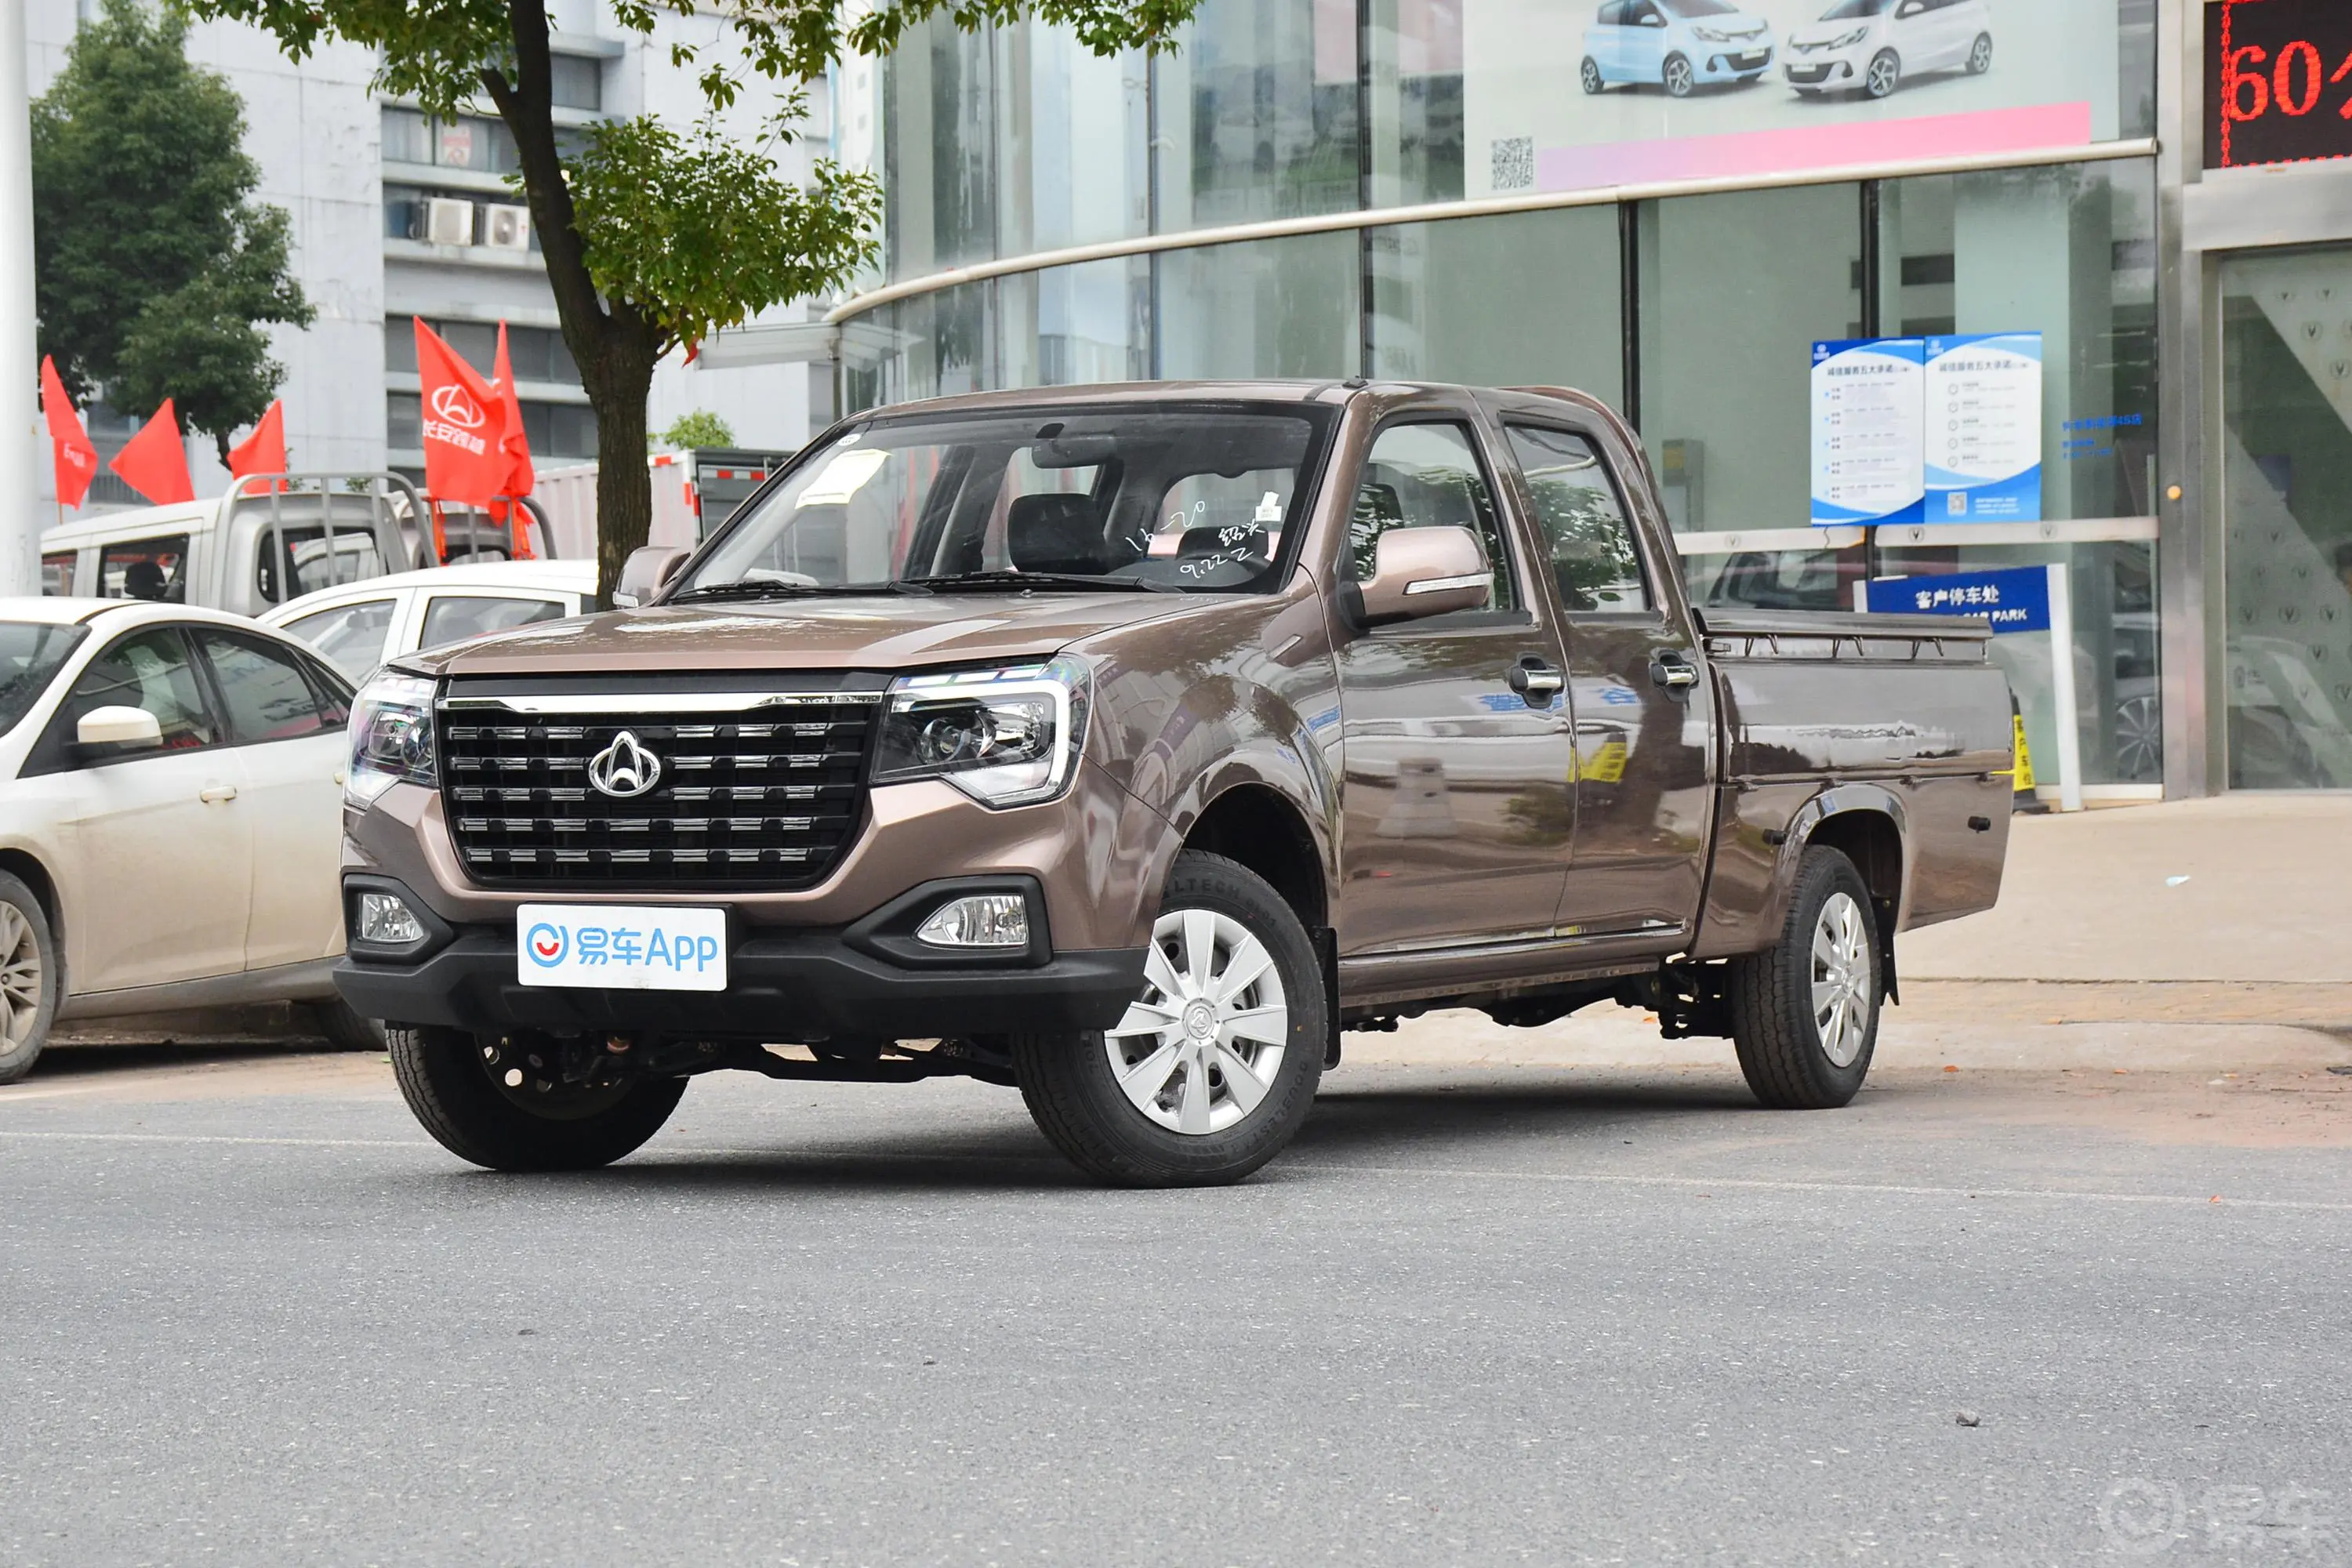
[199, 782, 238, 804]
[1506, 655, 1565, 706]
[1650, 649, 1700, 691]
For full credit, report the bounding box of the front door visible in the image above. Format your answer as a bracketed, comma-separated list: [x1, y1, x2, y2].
[1334, 418, 1578, 956]
[1501, 421, 1714, 946]
[28, 625, 252, 992]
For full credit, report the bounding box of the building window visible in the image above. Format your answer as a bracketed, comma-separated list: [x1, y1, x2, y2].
[549, 54, 604, 112]
[1156, 231, 1359, 380]
[1152, 0, 1360, 232]
[1367, 205, 1621, 403]
[884, 16, 1000, 277]
[386, 318, 576, 384]
[388, 390, 596, 460]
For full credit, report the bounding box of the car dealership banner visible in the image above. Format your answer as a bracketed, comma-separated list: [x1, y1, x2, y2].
[1463, 0, 2126, 199]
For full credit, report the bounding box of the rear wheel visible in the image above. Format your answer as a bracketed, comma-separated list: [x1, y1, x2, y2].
[1966, 32, 1992, 74]
[1580, 56, 1606, 94]
[1012, 851, 1325, 1187]
[389, 1024, 687, 1171]
[1728, 848, 1882, 1110]
[1663, 53, 1696, 98]
[0, 874, 58, 1087]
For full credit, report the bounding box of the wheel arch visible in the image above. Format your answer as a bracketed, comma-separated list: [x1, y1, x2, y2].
[1177, 782, 1329, 935]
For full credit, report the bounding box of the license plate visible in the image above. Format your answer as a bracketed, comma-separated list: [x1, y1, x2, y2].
[516, 904, 728, 991]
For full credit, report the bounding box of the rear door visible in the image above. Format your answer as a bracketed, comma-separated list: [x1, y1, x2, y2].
[1333, 411, 1579, 956]
[1499, 417, 1715, 949]
[186, 627, 353, 971]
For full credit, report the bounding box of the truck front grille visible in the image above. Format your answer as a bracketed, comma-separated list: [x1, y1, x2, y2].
[437, 689, 881, 886]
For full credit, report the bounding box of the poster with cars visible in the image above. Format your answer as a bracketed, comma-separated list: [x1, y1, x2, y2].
[1463, 0, 2129, 199]
[1809, 337, 1925, 528]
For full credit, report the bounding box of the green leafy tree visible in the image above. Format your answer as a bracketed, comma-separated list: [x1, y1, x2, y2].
[183, 1, 1203, 603]
[33, 0, 313, 464]
[656, 409, 739, 451]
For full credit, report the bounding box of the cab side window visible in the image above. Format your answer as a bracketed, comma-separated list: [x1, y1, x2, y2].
[27, 626, 220, 773]
[284, 597, 398, 683]
[1505, 425, 1652, 615]
[192, 629, 339, 744]
[1348, 422, 1519, 617]
[100, 535, 190, 603]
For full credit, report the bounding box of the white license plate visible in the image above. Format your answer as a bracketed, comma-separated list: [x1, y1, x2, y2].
[515, 904, 728, 991]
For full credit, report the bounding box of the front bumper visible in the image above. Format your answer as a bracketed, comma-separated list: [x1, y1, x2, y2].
[1695, 43, 1773, 78]
[336, 874, 1147, 1041]
[1784, 49, 1861, 84]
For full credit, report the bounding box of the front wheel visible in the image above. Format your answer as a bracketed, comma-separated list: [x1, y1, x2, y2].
[1580, 56, 1606, 95]
[390, 1024, 687, 1171]
[1663, 53, 1696, 98]
[1012, 851, 1326, 1187]
[1863, 49, 1901, 99]
[1966, 32, 1993, 74]
[1727, 847, 1882, 1110]
[0, 873, 58, 1086]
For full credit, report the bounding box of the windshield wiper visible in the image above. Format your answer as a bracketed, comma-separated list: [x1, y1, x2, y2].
[910, 571, 1180, 594]
[668, 579, 933, 602]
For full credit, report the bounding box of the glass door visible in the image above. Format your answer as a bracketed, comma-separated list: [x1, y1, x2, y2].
[2221, 246, 2352, 788]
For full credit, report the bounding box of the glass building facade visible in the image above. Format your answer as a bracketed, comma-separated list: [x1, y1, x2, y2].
[815, 0, 2352, 801]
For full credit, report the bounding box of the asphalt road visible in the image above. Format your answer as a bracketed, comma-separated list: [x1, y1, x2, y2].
[2, 1042, 2348, 1566]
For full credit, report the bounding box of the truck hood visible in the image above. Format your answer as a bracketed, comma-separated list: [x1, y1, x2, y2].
[416, 591, 1208, 677]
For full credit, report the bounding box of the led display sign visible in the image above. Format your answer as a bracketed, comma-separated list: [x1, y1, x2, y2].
[2206, 0, 2352, 169]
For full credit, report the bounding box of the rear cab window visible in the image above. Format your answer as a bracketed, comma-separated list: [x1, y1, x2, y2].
[100, 536, 191, 603]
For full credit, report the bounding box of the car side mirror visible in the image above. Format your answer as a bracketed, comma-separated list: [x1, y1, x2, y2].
[612, 545, 691, 608]
[74, 705, 164, 757]
[1343, 525, 1493, 630]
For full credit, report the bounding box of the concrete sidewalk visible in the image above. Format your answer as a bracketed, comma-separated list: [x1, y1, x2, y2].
[1376, 795, 2352, 1073]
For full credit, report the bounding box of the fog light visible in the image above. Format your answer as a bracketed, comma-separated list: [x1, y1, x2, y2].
[358, 891, 426, 946]
[916, 894, 1029, 949]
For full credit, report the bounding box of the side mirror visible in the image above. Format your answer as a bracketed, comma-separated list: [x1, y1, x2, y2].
[612, 545, 690, 608]
[74, 705, 164, 756]
[1344, 525, 1493, 630]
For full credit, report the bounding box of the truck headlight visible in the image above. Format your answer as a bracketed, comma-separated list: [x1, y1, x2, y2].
[873, 656, 1091, 808]
[347, 671, 437, 807]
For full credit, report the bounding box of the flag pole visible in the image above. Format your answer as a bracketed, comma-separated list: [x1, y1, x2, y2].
[0, 5, 39, 597]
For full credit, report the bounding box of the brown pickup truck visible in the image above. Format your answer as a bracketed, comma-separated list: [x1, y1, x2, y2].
[336, 381, 2013, 1187]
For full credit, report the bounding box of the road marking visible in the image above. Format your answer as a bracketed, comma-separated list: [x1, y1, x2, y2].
[0, 1083, 127, 1103]
[0, 1130, 429, 1149]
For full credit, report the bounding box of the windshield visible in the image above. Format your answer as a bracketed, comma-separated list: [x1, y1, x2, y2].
[0, 622, 87, 737]
[676, 403, 1337, 597]
[1819, 0, 1891, 17]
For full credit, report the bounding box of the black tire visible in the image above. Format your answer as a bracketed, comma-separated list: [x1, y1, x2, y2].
[1011, 851, 1325, 1188]
[1864, 48, 1901, 99]
[1966, 32, 1992, 74]
[0, 872, 59, 1087]
[389, 1024, 687, 1171]
[1580, 56, 1606, 95]
[1727, 847, 1881, 1111]
[313, 998, 385, 1053]
[1663, 53, 1696, 98]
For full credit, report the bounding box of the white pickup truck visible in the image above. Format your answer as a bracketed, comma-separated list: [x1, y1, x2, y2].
[41, 474, 557, 613]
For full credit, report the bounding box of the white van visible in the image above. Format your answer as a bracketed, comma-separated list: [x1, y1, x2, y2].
[41, 474, 559, 617]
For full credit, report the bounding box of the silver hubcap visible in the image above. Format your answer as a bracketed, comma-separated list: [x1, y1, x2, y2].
[1105, 908, 1289, 1136]
[1811, 891, 1871, 1069]
[0, 904, 42, 1053]
[1869, 56, 1898, 95]
[1971, 37, 1991, 70]
[1665, 60, 1692, 93]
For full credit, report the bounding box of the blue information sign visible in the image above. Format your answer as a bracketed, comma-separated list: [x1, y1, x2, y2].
[1863, 567, 2052, 634]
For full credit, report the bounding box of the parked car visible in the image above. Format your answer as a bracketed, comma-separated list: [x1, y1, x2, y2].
[41, 474, 555, 617]
[0, 597, 370, 1083]
[261, 559, 598, 683]
[336, 380, 2016, 1188]
[1783, 0, 1992, 100]
[1581, 0, 1776, 99]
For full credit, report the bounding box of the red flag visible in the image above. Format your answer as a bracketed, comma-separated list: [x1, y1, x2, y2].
[109, 399, 195, 506]
[227, 400, 288, 482]
[40, 356, 98, 509]
[414, 319, 508, 506]
[492, 322, 534, 500]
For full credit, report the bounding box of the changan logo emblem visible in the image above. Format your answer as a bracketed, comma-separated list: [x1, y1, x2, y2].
[428, 383, 486, 430]
[587, 731, 662, 799]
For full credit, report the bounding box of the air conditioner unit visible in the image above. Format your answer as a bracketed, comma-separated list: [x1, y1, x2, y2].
[424, 197, 475, 247]
[483, 203, 532, 252]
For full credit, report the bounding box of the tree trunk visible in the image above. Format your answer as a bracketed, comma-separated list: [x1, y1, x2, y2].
[586, 348, 656, 608]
